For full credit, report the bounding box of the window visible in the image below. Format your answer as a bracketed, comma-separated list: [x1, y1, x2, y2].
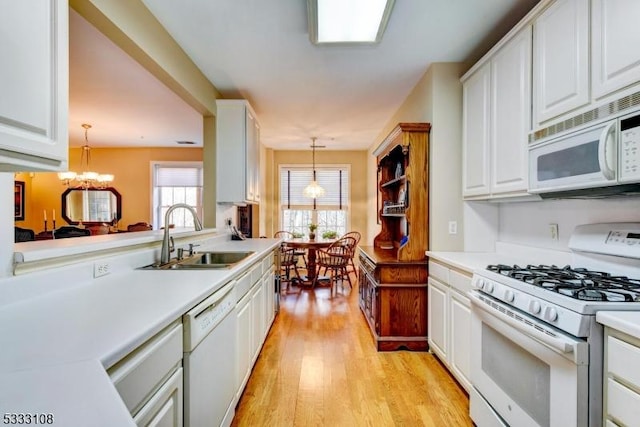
[152, 162, 203, 229]
[279, 165, 349, 237]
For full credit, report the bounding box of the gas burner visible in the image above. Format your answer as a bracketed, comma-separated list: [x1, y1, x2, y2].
[486, 264, 640, 302]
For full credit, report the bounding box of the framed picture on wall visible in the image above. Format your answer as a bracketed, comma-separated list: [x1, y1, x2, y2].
[15, 181, 25, 220]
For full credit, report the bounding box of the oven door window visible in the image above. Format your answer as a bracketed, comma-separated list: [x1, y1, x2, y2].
[482, 323, 550, 425]
[470, 299, 588, 427]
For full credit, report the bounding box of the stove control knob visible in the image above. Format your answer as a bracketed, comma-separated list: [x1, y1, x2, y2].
[476, 279, 485, 290]
[504, 289, 515, 302]
[529, 300, 541, 315]
[485, 282, 494, 293]
[545, 307, 558, 322]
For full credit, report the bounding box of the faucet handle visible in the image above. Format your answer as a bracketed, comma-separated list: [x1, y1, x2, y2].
[169, 236, 175, 253]
[188, 243, 200, 256]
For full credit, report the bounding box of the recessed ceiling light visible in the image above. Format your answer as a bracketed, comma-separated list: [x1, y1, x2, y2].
[307, 0, 395, 45]
[176, 141, 196, 145]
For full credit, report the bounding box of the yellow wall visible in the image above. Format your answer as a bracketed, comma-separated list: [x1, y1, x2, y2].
[266, 150, 369, 241]
[15, 147, 202, 232]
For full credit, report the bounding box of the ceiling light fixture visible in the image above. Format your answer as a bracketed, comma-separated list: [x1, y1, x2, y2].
[303, 137, 326, 199]
[307, 0, 395, 45]
[57, 124, 114, 188]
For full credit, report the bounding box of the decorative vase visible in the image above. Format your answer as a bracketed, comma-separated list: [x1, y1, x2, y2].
[309, 232, 316, 240]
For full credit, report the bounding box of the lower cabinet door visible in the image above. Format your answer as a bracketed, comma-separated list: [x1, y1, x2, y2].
[428, 278, 448, 360]
[133, 367, 183, 427]
[449, 290, 472, 392]
[236, 294, 252, 399]
[250, 283, 264, 363]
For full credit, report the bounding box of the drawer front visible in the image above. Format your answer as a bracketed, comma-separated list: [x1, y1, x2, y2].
[235, 271, 252, 301]
[607, 378, 640, 426]
[428, 260, 449, 283]
[262, 252, 274, 274]
[449, 269, 472, 295]
[358, 251, 375, 278]
[108, 322, 183, 416]
[250, 262, 262, 285]
[608, 335, 640, 392]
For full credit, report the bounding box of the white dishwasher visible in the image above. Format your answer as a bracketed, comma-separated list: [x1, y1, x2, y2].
[183, 280, 237, 427]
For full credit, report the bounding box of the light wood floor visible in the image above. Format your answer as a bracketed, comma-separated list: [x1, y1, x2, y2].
[232, 275, 472, 426]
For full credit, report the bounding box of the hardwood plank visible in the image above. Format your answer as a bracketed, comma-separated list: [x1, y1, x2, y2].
[232, 276, 472, 426]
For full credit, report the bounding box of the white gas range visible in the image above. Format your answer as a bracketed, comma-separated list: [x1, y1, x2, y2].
[469, 223, 640, 427]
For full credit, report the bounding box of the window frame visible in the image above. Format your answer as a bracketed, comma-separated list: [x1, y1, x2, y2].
[150, 161, 204, 229]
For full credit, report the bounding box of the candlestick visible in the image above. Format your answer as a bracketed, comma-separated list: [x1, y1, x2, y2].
[53, 219, 56, 230]
[53, 209, 56, 219]
[44, 220, 48, 232]
[44, 210, 47, 221]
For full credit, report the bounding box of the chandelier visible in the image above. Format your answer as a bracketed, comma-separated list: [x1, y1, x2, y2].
[58, 124, 114, 188]
[303, 137, 325, 198]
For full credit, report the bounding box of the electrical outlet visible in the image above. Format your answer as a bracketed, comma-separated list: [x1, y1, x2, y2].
[549, 223, 559, 241]
[94, 262, 111, 278]
[448, 221, 458, 235]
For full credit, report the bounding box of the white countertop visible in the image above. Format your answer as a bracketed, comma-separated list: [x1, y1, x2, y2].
[0, 238, 280, 426]
[427, 242, 573, 274]
[597, 311, 640, 340]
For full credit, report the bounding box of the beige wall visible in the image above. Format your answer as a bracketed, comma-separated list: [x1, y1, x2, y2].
[15, 147, 202, 232]
[369, 62, 465, 251]
[265, 150, 368, 241]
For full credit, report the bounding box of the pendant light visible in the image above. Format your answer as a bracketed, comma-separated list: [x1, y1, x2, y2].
[58, 123, 114, 188]
[303, 137, 326, 198]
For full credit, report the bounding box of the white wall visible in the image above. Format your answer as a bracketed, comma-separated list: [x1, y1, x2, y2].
[499, 198, 640, 251]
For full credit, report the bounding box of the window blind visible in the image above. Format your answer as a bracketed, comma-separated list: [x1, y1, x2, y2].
[280, 167, 349, 208]
[155, 166, 203, 187]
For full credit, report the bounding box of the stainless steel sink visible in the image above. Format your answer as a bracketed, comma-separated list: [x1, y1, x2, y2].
[140, 251, 255, 270]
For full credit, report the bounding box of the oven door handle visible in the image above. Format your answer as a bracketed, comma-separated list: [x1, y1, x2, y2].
[469, 292, 575, 355]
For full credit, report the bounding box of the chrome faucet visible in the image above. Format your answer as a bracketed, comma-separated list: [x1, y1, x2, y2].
[160, 203, 204, 264]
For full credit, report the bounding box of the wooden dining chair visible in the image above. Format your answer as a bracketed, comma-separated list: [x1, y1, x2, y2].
[279, 245, 302, 293]
[341, 231, 361, 278]
[274, 230, 307, 269]
[314, 235, 357, 296]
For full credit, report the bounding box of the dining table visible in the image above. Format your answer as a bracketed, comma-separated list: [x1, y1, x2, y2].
[284, 238, 335, 284]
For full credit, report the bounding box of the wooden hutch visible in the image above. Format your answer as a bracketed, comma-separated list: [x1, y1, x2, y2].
[358, 123, 430, 351]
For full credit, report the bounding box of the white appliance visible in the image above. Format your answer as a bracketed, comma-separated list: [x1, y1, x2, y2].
[529, 109, 640, 198]
[469, 223, 640, 427]
[183, 281, 237, 427]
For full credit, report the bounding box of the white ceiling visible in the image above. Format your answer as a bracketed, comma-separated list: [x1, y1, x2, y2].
[70, 0, 540, 150]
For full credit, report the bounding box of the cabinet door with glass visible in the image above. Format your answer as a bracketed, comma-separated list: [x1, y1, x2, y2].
[0, 0, 68, 171]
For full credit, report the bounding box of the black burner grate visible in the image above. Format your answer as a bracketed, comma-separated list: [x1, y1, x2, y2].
[486, 264, 640, 302]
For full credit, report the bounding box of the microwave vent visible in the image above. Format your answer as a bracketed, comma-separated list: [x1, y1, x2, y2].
[530, 90, 640, 143]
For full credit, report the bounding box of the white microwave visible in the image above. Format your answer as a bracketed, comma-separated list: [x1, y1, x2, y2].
[529, 110, 640, 198]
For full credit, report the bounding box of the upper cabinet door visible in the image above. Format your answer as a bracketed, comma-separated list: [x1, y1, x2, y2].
[491, 26, 532, 195]
[533, 0, 589, 126]
[462, 63, 491, 198]
[0, 0, 68, 171]
[592, 0, 640, 100]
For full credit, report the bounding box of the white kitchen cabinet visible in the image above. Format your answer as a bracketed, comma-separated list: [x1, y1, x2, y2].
[533, 0, 589, 125]
[216, 100, 261, 204]
[133, 368, 183, 427]
[427, 260, 472, 392]
[0, 0, 68, 171]
[250, 280, 264, 364]
[604, 327, 640, 426]
[449, 289, 472, 392]
[235, 250, 276, 400]
[592, 0, 640, 100]
[462, 63, 491, 198]
[108, 321, 183, 426]
[235, 290, 252, 401]
[491, 26, 532, 195]
[462, 25, 532, 199]
[427, 277, 448, 360]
